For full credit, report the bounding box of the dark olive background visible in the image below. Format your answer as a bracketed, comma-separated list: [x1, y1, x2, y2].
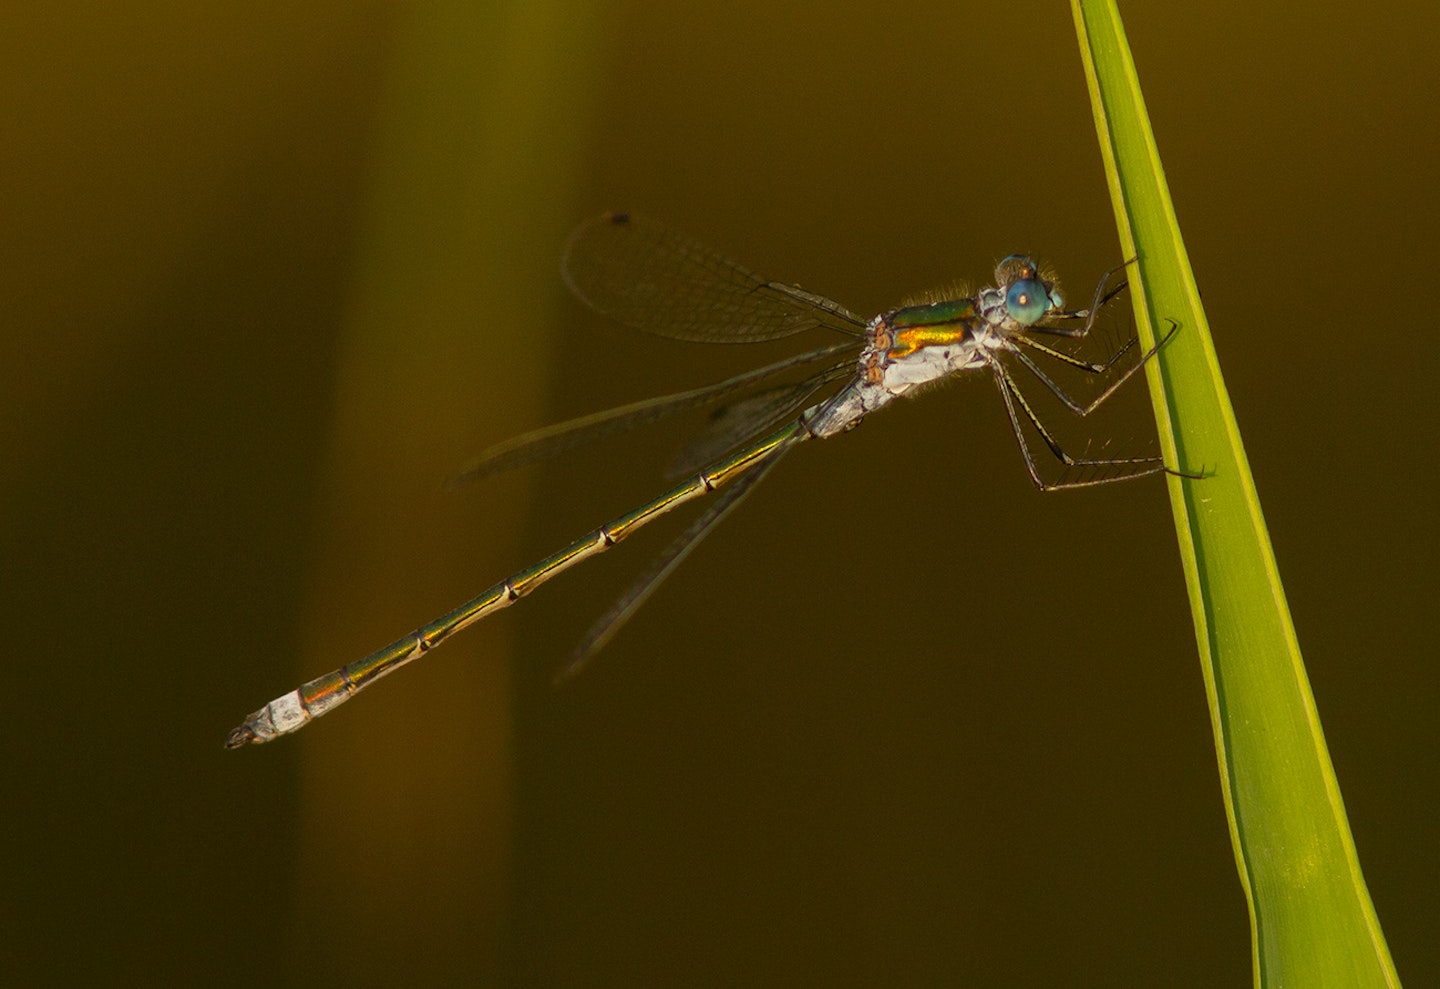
[4, 2, 1435, 985]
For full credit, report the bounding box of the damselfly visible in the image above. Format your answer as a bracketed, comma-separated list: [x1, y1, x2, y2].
[226, 211, 1185, 748]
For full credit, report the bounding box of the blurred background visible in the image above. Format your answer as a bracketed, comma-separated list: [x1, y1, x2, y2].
[4, 1, 1435, 984]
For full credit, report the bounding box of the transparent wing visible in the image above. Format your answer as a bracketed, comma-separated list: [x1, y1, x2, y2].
[562, 212, 867, 343]
[554, 433, 800, 682]
[665, 364, 850, 479]
[447, 342, 855, 487]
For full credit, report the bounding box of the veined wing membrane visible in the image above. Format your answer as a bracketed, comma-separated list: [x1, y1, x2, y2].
[562, 212, 866, 343]
[666, 363, 851, 479]
[556, 433, 801, 682]
[448, 342, 855, 486]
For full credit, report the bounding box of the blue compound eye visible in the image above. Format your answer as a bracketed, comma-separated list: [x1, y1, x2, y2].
[1005, 278, 1049, 324]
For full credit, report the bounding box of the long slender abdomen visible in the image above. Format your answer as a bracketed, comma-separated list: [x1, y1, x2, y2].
[225, 420, 806, 747]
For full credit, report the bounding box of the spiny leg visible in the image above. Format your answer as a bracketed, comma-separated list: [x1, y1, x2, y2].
[1012, 333, 1136, 376]
[990, 361, 1169, 491]
[1007, 321, 1179, 417]
[1031, 258, 1134, 340]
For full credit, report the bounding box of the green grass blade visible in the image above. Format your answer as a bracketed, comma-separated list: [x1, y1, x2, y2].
[1070, 2, 1400, 985]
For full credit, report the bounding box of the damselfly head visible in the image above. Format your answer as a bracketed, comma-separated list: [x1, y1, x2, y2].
[995, 254, 1063, 326]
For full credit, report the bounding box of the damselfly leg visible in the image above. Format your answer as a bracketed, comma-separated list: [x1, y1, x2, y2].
[992, 266, 1184, 490]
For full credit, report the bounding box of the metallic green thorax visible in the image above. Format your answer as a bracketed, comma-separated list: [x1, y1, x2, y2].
[887, 297, 978, 329]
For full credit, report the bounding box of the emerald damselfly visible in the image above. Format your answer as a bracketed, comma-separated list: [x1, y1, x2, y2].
[226, 211, 1184, 747]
